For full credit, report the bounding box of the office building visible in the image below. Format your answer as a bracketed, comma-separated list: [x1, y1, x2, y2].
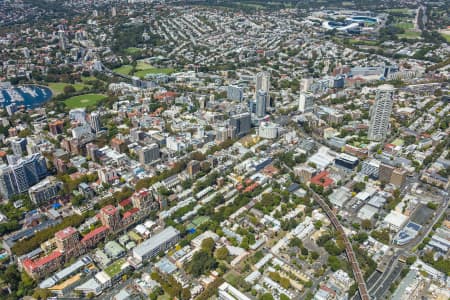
[255, 71, 270, 109]
[334, 153, 359, 170]
[138, 143, 160, 165]
[90, 111, 101, 133]
[230, 113, 251, 136]
[299, 92, 314, 113]
[132, 226, 180, 262]
[227, 85, 244, 102]
[0, 153, 48, 199]
[28, 177, 62, 205]
[255, 90, 267, 118]
[368, 84, 394, 141]
[361, 159, 380, 179]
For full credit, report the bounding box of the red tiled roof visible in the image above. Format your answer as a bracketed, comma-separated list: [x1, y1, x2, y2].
[122, 207, 139, 219]
[310, 171, 334, 188]
[55, 227, 77, 240]
[23, 250, 62, 270]
[119, 198, 131, 208]
[101, 205, 118, 215]
[81, 225, 109, 242]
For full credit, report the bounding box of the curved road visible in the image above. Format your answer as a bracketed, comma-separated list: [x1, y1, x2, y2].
[310, 191, 370, 300]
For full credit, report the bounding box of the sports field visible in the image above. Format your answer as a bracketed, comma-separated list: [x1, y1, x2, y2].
[64, 93, 106, 109]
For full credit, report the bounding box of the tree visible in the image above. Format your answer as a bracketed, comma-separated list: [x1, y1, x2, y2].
[371, 229, 390, 244]
[361, 219, 372, 230]
[314, 220, 323, 230]
[187, 250, 217, 277]
[63, 85, 76, 94]
[214, 247, 229, 260]
[310, 251, 319, 260]
[201, 237, 216, 254]
[353, 232, 368, 243]
[328, 255, 342, 271]
[32, 288, 52, 300]
[280, 294, 291, 300]
[181, 288, 191, 300]
[406, 256, 417, 266]
[240, 236, 250, 250]
[260, 293, 275, 300]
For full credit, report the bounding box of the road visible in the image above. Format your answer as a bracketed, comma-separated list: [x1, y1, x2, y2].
[310, 191, 370, 300]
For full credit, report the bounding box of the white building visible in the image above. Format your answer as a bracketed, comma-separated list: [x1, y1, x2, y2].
[218, 282, 252, 300]
[298, 92, 314, 113]
[255, 71, 270, 109]
[368, 84, 394, 141]
[258, 122, 278, 139]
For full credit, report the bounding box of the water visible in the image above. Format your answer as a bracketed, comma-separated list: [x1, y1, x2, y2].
[0, 85, 53, 108]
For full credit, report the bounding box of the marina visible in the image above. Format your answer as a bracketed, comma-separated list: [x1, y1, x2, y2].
[0, 85, 53, 108]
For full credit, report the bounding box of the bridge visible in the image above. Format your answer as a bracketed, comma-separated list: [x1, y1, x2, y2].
[311, 191, 370, 300]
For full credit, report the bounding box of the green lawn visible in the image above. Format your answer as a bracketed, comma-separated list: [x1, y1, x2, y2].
[440, 33, 450, 43]
[348, 38, 378, 46]
[48, 82, 87, 95]
[134, 67, 175, 78]
[386, 8, 414, 15]
[397, 30, 421, 39]
[125, 47, 142, 55]
[135, 60, 175, 78]
[113, 65, 133, 76]
[104, 258, 125, 277]
[136, 60, 153, 70]
[114, 62, 175, 79]
[395, 22, 414, 30]
[64, 93, 106, 109]
[81, 76, 98, 82]
[392, 138, 404, 146]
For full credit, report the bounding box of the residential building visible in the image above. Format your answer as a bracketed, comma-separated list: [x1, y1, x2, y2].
[255, 71, 270, 108]
[99, 205, 121, 231]
[138, 143, 160, 165]
[227, 85, 244, 102]
[299, 92, 314, 113]
[69, 108, 86, 123]
[11, 138, 27, 156]
[89, 111, 101, 133]
[258, 122, 278, 139]
[49, 120, 64, 135]
[230, 113, 251, 136]
[368, 84, 394, 141]
[0, 153, 47, 199]
[28, 177, 62, 205]
[132, 226, 180, 262]
[255, 90, 267, 118]
[218, 282, 252, 300]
